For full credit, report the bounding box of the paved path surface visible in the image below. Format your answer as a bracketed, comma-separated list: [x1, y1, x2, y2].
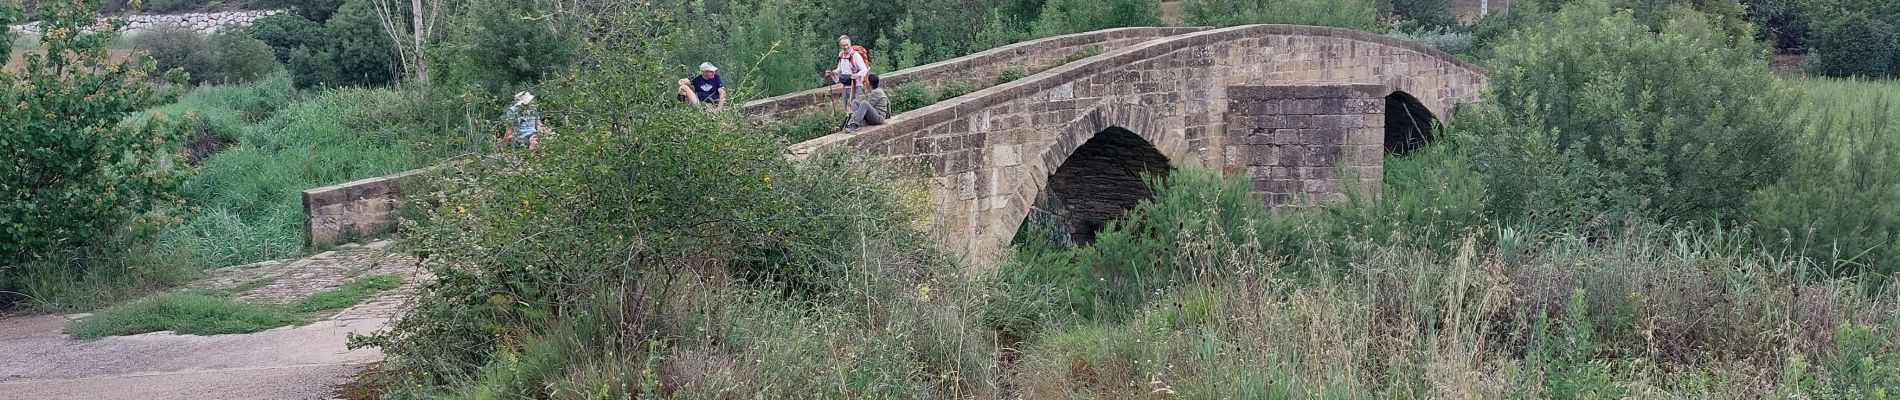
[0, 241, 420, 400]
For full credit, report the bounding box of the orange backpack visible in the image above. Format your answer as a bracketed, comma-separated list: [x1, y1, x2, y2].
[847, 45, 871, 73]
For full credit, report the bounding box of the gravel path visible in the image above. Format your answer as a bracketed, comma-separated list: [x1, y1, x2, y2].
[0, 240, 421, 400]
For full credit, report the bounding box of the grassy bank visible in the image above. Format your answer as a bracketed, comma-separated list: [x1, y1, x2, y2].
[151, 74, 453, 270]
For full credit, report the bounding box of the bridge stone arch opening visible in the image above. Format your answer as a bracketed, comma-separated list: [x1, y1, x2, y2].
[1028, 126, 1173, 246]
[1384, 91, 1439, 155]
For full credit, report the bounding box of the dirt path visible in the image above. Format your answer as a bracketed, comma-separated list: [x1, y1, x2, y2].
[0, 240, 421, 400]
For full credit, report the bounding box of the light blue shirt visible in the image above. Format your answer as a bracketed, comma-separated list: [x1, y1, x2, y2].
[504, 105, 539, 140]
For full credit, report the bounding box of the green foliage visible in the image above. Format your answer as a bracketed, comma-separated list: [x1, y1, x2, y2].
[1029, 0, 1159, 37]
[264, 0, 347, 23]
[287, 0, 397, 88]
[433, 0, 577, 100]
[1182, 0, 1379, 30]
[995, 66, 1031, 84]
[212, 30, 279, 84]
[65, 291, 306, 339]
[2, 0, 192, 305]
[889, 81, 936, 114]
[244, 14, 324, 64]
[1743, 0, 1810, 52]
[290, 273, 400, 312]
[771, 108, 846, 143]
[1461, 3, 1797, 223]
[134, 25, 220, 84]
[1803, 1, 1900, 78]
[1749, 79, 1900, 279]
[1387, 23, 1476, 56]
[1383, 0, 1457, 27]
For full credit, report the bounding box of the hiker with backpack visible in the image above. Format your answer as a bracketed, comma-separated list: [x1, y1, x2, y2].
[825, 35, 870, 105]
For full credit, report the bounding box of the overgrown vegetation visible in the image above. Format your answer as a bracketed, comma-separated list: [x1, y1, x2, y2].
[66, 291, 306, 339]
[292, 273, 401, 312]
[2, 0, 194, 308]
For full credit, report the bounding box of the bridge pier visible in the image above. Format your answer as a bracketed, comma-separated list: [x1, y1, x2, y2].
[1222, 84, 1388, 207]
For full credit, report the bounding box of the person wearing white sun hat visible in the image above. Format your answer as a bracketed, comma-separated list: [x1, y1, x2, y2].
[502, 91, 547, 150]
[676, 62, 727, 111]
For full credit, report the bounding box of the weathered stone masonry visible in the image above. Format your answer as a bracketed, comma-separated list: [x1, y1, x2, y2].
[301, 167, 431, 247]
[1225, 84, 1387, 206]
[790, 24, 1488, 261]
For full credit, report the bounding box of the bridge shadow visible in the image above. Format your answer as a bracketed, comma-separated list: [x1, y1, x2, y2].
[1384, 91, 1440, 155]
[1023, 127, 1172, 247]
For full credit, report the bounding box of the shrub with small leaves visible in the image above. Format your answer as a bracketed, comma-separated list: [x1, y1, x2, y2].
[2, 0, 191, 302]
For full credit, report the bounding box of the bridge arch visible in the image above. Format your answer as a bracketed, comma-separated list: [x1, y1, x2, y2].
[1019, 104, 1181, 246]
[1383, 90, 1439, 154]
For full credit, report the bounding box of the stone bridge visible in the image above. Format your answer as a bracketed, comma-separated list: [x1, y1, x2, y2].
[754, 24, 1489, 260]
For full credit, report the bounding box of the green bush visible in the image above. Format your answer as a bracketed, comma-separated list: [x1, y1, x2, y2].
[1182, 0, 1378, 30]
[3, 0, 191, 306]
[1743, 0, 1810, 52]
[213, 31, 279, 84]
[995, 66, 1031, 84]
[287, 0, 397, 88]
[771, 108, 846, 143]
[1460, 3, 1798, 223]
[244, 14, 324, 64]
[134, 25, 220, 84]
[889, 81, 937, 114]
[1029, 0, 1160, 37]
[433, 0, 577, 99]
[1804, 1, 1900, 78]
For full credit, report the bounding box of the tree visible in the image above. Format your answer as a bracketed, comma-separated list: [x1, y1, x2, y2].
[1, 0, 190, 272]
[372, 0, 444, 86]
[1462, 3, 1798, 222]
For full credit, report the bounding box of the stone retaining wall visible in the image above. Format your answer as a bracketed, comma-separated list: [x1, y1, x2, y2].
[9, 10, 281, 36]
[301, 167, 432, 247]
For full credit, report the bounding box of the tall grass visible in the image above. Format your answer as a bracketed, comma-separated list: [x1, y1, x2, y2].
[1003, 167, 1900, 398]
[1750, 78, 1900, 280]
[154, 77, 445, 268]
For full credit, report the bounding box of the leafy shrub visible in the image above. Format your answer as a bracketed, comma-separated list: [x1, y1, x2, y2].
[1182, 0, 1378, 30]
[937, 80, 979, 100]
[433, 0, 577, 99]
[890, 81, 937, 114]
[1387, 23, 1475, 56]
[263, 0, 346, 23]
[1804, 1, 1900, 78]
[286, 0, 397, 88]
[244, 14, 324, 64]
[1460, 3, 1798, 223]
[3, 0, 191, 306]
[1029, 0, 1160, 37]
[1743, 0, 1810, 52]
[213, 31, 279, 84]
[995, 66, 1031, 84]
[134, 24, 220, 84]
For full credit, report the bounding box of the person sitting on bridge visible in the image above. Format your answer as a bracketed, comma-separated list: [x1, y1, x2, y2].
[502, 91, 547, 150]
[676, 62, 727, 111]
[824, 35, 870, 105]
[843, 74, 889, 132]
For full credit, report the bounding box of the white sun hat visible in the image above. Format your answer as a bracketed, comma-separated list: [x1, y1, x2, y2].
[514, 91, 534, 106]
[700, 62, 718, 72]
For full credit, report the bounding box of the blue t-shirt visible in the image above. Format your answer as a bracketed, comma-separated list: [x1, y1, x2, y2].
[689, 75, 722, 103]
[504, 105, 538, 140]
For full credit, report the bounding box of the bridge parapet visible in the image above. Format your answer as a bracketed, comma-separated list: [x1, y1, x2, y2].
[789, 24, 1489, 261]
[741, 27, 1207, 121]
